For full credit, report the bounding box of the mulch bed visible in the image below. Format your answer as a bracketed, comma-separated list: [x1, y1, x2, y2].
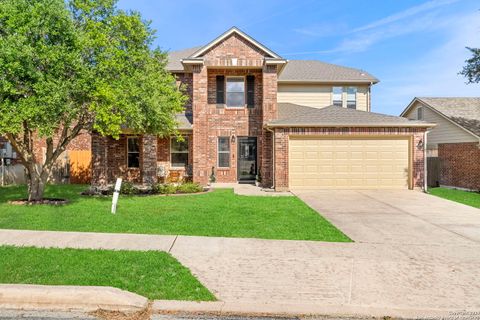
[8, 198, 69, 205]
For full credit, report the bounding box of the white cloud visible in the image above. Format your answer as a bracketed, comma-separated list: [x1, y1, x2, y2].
[352, 0, 459, 33]
[289, 0, 459, 55]
[372, 11, 480, 115]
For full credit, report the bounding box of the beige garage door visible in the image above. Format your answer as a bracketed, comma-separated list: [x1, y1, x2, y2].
[289, 137, 410, 189]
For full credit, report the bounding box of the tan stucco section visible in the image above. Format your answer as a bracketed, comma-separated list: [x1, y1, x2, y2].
[277, 84, 369, 111]
[404, 101, 478, 149]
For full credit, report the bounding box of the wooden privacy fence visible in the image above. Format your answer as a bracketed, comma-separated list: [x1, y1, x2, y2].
[427, 157, 440, 188]
[69, 150, 92, 184]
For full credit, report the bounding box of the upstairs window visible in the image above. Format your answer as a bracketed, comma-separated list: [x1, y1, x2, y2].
[218, 137, 230, 167]
[171, 137, 189, 168]
[347, 87, 357, 109]
[127, 137, 140, 168]
[226, 77, 245, 107]
[332, 87, 343, 107]
[417, 107, 424, 120]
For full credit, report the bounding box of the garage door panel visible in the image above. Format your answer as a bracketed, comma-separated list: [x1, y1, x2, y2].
[289, 137, 409, 189]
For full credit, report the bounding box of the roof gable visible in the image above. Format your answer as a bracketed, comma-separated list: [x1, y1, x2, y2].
[401, 97, 480, 138]
[189, 27, 282, 59]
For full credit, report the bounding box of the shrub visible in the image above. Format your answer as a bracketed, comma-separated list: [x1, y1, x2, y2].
[152, 183, 177, 195]
[120, 181, 138, 195]
[177, 182, 203, 194]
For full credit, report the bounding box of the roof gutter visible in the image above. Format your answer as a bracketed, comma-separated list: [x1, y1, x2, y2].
[265, 123, 437, 128]
[277, 79, 380, 84]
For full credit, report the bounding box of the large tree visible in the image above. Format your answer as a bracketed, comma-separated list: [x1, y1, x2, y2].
[0, 0, 187, 201]
[460, 47, 480, 83]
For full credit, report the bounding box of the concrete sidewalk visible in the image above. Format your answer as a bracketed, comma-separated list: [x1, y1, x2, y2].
[1, 228, 480, 318]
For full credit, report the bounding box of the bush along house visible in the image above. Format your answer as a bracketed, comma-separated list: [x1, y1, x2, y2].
[91, 27, 435, 191]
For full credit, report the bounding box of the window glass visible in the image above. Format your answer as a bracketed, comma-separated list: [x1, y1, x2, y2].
[332, 87, 343, 106]
[417, 107, 424, 120]
[171, 137, 189, 167]
[127, 137, 140, 168]
[218, 137, 230, 167]
[347, 87, 357, 109]
[226, 77, 245, 107]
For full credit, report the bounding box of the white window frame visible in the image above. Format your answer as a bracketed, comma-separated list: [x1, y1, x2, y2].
[332, 86, 343, 107]
[170, 137, 189, 169]
[225, 76, 246, 108]
[127, 136, 140, 168]
[217, 137, 230, 168]
[346, 87, 357, 109]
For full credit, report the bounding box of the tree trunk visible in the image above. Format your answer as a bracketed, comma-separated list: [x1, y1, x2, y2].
[26, 166, 49, 202]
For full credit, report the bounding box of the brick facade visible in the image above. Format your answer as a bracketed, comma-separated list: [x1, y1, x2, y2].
[438, 142, 480, 190]
[273, 127, 426, 191]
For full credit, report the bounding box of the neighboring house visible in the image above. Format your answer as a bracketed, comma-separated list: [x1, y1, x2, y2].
[91, 27, 434, 191]
[401, 97, 480, 191]
[0, 132, 92, 184]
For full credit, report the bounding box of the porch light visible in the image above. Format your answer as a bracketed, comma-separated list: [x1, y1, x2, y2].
[231, 135, 236, 144]
[417, 139, 424, 149]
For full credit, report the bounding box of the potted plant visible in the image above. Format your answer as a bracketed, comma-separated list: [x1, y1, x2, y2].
[209, 166, 216, 184]
[255, 171, 262, 187]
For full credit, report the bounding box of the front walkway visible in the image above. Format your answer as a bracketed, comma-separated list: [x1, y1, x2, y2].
[211, 183, 292, 196]
[1, 228, 479, 314]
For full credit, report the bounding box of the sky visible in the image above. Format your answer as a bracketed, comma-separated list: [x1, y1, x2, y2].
[117, 0, 480, 116]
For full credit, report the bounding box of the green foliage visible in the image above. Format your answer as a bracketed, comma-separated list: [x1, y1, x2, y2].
[151, 183, 177, 195]
[0, 246, 215, 301]
[177, 182, 203, 194]
[119, 181, 137, 195]
[460, 47, 480, 84]
[0, 0, 187, 139]
[429, 187, 480, 208]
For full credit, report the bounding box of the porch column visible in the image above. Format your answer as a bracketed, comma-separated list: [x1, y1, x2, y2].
[192, 65, 209, 185]
[91, 132, 108, 186]
[142, 134, 157, 184]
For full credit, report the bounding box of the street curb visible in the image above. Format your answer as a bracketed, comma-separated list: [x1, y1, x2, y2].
[152, 300, 472, 319]
[0, 284, 148, 312]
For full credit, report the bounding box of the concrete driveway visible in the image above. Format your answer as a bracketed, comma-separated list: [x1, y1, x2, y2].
[293, 189, 480, 245]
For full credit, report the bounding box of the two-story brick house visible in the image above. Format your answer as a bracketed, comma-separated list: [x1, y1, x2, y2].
[91, 27, 434, 191]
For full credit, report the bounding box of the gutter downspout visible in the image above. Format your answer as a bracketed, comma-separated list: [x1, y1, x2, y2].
[265, 126, 275, 189]
[424, 130, 429, 193]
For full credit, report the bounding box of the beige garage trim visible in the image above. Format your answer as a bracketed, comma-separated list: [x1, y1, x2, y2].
[289, 136, 412, 189]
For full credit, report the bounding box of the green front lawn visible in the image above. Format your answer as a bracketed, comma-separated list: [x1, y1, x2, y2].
[0, 246, 214, 301]
[429, 187, 480, 208]
[0, 185, 350, 242]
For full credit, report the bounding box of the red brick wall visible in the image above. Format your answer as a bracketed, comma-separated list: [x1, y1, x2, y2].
[92, 134, 143, 185]
[202, 33, 266, 68]
[157, 134, 193, 181]
[175, 73, 193, 116]
[273, 127, 426, 191]
[438, 142, 480, 190]
[191, 67, 265, 184]
[189, 32, 277, 185]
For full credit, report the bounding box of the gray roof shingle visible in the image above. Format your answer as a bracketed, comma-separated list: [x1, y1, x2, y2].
[270, 103, 433, 127]
[166, 47, 379, 84]
[416, 97, 480, 137]
[278, 60, 379, 83]
[175, 113, 193, 130]
[166, 46, 202, 71]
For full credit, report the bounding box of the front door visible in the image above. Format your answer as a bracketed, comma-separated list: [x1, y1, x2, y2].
[237, 137, 257, 182]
